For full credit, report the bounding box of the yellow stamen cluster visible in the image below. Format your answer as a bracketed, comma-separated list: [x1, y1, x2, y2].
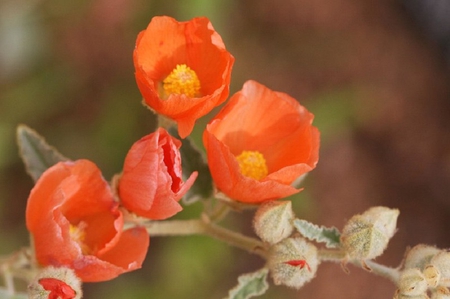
[69, 222, 90, 254]
[162, 64, 201, 98]
[236, 150, 268, 180]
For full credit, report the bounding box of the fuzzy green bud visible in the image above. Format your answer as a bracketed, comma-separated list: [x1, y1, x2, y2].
[424, 265, 441, 288]
[398, 268, 428, 297]
[267, 237, 319, 289]
[253, 200, 294, 244]
[430, 251, 450, 287]
[404, 244, 441, 271]
[340, 206, 399, 261]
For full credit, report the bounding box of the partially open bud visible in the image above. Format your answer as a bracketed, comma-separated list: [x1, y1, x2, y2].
[267, 237, 319, 289]
[28, 266, 82, 299]
[397, 268, 428, 297]
[253, 200, 294, 244]
[404, 244, 441, 271]
[430, 251, 450, 287]
[340, 206, 399, 261]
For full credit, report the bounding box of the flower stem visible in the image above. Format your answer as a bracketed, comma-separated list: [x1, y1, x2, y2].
[318, 249, 400, 284]
[144, 219, 268, 259]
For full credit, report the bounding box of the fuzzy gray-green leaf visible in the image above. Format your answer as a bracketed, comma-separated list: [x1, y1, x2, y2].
[227, 268, 269, 299]
[16, 125, 68, 182]
[294, 218, 341, 248]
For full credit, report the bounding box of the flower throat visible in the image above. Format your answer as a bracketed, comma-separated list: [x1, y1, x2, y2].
[236, 150, 268, 180]
[162, 64, 201, 98]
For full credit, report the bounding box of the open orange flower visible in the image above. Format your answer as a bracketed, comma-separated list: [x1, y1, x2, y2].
[203, 80, 320, 203]
[133, 16, 234, 138]
[118, 128, 198, 219]
[26, 160, 149, 282]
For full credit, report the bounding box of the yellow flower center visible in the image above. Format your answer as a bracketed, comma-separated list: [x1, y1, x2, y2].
[69, 222, 90, 254]
[236, 150, 268, 180]
[162, 64, 201, 98]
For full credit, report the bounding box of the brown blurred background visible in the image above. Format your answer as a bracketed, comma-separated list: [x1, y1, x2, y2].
[1, 0, 450, 298]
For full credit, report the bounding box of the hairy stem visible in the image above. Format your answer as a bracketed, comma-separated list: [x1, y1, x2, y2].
[144, 219, 268, 259]
[318, 249, 400, 284]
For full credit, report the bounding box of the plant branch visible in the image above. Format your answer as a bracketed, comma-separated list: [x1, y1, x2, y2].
[318, 249, 400, 284]
[144, 219, 268, 259]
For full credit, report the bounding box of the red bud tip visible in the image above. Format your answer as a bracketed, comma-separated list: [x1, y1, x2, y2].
[39, 278, 76, 299]
[284, 260, 311, 272]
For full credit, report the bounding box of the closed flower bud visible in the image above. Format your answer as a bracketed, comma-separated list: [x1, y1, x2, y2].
[398, 268, 428, 297]
[404, 244, 441, 270]
[424, 265, 441, 288]
[430, 251, 450, 287]
[28, 266, 82, 299]
[253, 200, 294, 244]
[340, 206, 399, 261]
[267, 237, 319, 289]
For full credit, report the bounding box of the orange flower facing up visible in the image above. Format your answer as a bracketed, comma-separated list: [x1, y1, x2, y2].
[133, 16, 234, 138]
[203, 80, 320, 203]
[118, 128, 198, 219]
[26, 160, 149, 282]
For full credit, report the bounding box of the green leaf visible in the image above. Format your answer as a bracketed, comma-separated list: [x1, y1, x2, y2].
[16, 124, 68, 182]
[168, 127, 213, 204]
[293, 218, 341, 248]
[227, 268, 269, 299]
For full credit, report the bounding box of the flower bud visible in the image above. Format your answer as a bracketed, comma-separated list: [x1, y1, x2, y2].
[424, 265, 441, 288]
[398, 268, 428, 297]
[430, 251, 450, 287]
[340, 206, 399, 261]
[404, 244, 441, 271]
[253, 200, 294, 244]
[28, 266, 82, 299]
[267, 237, 319, 289]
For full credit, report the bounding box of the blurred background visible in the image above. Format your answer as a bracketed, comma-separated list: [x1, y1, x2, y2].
[1, 0, 450, 298]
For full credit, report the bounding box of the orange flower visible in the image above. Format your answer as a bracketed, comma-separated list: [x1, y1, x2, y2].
[118, 128, 198, 219]
[133, 16, 234, 138]
[26, 160, 149, 282]
[203, 80, 320, 203]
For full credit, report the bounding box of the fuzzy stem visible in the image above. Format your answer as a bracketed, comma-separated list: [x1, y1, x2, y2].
[144, 219, 268, 259]
[318, 249, 400, 284]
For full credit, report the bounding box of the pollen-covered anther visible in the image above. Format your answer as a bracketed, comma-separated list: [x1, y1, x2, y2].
[236, 150, 268, 180]
[162, 64, 201, 98]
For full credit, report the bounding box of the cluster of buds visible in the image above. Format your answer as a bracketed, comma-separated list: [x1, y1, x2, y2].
[395, 244, 450, 298]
